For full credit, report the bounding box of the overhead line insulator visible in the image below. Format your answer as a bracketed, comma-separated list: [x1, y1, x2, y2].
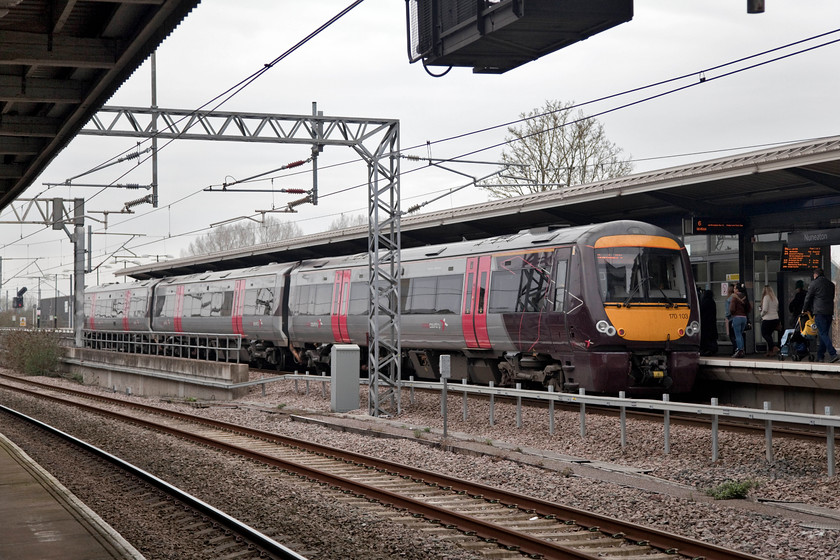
[287, 195, 311, 209]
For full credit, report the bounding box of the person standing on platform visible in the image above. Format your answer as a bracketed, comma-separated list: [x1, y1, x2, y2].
[802, 268, 839, 363]
[729, 283, 751, 358]
[699, 288, 719, 356]
[759, 285, 780, 357]
[789, 279, 806, 327]
[725, 283, 737, 350]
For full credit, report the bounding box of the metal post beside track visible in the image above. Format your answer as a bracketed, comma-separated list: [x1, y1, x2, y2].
[440, 355, 450, 439]
[663, 394, 671, 455]
[764, 401, 774, 464]
[711, 398, 719, 462]
[579, 388, 586, 438]
[827, 406, 836, 477]
[462, 378, 468, 421]
[489, 381, 495, 426]
[619, 391, 627, 449]
[516, 383, 522, 428]
[548, 385, 555, 436]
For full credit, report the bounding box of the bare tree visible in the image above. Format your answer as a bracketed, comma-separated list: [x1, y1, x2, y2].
[328, 213, 366, 230]
[484, 100, 632, 199]
[183, 217, 303, 256]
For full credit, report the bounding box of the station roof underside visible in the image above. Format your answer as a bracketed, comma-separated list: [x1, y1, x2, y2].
[0, 0, 201, 211]
[122, 135, 840, 280]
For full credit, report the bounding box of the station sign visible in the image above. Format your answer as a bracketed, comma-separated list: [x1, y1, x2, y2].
[781, 246, 822, 271]
[787, 228, 840, 248]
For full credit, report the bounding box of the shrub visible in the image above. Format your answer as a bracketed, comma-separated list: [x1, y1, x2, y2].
[705, 479, 758, 500]
[1, 329, 62, 376]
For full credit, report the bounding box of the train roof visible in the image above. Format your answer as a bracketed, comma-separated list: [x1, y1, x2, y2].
[88, 221, 682, 288]
[86, 279, 159, 294]
[296, 220, 679, 271]
[152, 262, 297, 286]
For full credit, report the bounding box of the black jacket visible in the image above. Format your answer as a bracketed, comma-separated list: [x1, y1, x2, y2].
[803, 274, 836, 316]
[789, 289, 806, 317]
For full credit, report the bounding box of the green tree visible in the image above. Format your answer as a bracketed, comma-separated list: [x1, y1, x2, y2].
[485, 100, 632, 199]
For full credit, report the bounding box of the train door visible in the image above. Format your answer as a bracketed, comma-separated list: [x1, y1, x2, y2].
[86, 292, 97, 330]
[549, 248, 571, 348]
[462, 256, 492, 348]
[231, 279, 245, 335]
[331, 269, 352, 343]
[122, 289, 131, 331]
[173, 285, 185, 332]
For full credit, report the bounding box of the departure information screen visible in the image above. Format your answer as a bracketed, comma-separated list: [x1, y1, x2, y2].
[781, 246, 822, 270]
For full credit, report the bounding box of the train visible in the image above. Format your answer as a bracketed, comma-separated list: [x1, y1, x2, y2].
[84, 220, 700, 395]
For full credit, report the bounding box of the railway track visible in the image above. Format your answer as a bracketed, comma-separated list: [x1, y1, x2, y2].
[0, 403, 306, 560]
[0, 374, 763, 560]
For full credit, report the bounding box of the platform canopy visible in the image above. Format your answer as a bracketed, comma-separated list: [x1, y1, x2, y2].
[0, 0, 202, 212]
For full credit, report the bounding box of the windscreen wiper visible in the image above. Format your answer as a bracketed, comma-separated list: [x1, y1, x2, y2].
[623, 275, 651, 307]
[656, 286, 675, 308]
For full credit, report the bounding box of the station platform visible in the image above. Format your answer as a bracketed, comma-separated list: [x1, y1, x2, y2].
[697, 353, 840, 413]
[0, 433, 145, 560]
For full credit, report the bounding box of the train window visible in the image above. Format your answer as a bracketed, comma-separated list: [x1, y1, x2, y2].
[200, 292, 213, 317]
[220, 291, 233, 316]
[406, 277, 436, 313]
[489, 269, 517, 313]
[313, 284, 332, 315]
[464, 275, 474, 314]
[348, 282, 368, 315]
[402, 274, 462, 314]
[554, 260, 568, 312]
[477, 273, 487, 314]
[292, 285, 311, 315]
[518, 265, 550, 312]
[257, 287, 274, 315]
[595, 247, 688, 305]
[188, 293, 203, 317]
[243, 287, 275, 316]
[436, 275, 462, 314]
[489, 252, 553, 313]
[131, 293, 147, 318]
[112, 294, 124, 317]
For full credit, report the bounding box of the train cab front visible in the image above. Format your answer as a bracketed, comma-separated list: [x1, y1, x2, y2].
[585, 233, 700, 395]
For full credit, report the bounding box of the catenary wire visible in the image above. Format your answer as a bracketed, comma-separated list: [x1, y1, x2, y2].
[2, 26, 838, 281]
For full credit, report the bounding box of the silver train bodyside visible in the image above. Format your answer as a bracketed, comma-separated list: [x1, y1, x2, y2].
[84, 220, 701, 394]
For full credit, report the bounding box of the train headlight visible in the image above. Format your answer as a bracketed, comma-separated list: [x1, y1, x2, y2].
[685, 321, 700, 336]
[596, 320, 616, 337]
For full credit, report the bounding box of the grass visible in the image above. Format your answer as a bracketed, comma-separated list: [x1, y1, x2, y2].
[0, 329, 62, 376]
[705, 479, 758, 500]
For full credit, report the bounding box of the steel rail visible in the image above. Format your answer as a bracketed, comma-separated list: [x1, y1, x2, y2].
[0, 376, 763, 560]
[0, 404, 307, 560]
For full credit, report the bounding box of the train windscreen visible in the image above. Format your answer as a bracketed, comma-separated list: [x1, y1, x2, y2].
[595, 247, 688, 306]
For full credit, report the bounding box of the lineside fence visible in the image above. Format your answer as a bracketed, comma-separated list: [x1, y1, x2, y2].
[285, 372, 840, 476]
[81, 330, 243, 363]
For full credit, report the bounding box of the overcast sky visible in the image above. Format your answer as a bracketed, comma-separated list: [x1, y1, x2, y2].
[3, 0, 840, 294]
